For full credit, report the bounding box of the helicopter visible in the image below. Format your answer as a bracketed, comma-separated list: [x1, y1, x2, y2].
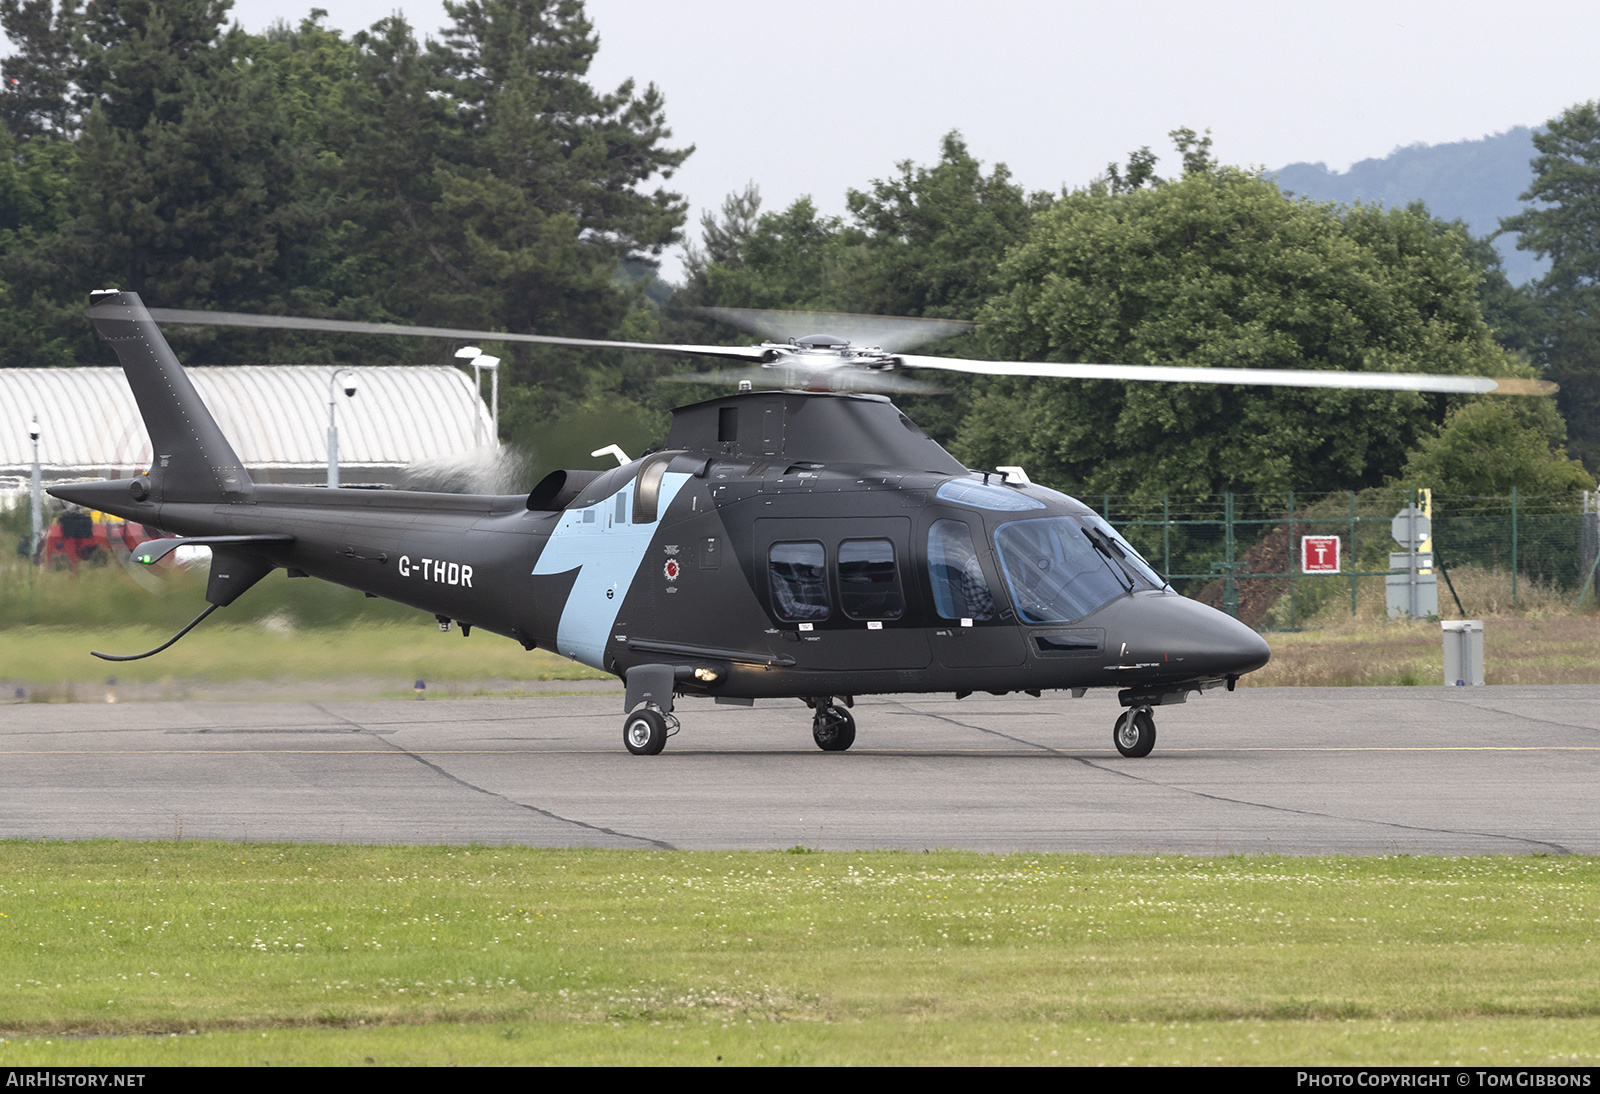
[48, 291, 1553, 758]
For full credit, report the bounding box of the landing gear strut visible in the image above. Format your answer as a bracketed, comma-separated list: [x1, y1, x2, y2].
[806, 696, 856, 752]
[1113, 706, 1156, 758]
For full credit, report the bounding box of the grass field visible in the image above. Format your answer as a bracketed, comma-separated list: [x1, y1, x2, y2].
[0, 624, 610, 698]
[1247, 613, 1600, 688]
[0, 844, 1595, 1065]
[1, 561, 613, 698]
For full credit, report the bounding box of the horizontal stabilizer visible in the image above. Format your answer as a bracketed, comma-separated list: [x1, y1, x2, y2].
[132, 534, 295, 566]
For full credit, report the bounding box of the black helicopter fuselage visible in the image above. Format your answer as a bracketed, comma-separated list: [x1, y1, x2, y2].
[50, 291, 1269, 756]
[61, 387, 1269, 705]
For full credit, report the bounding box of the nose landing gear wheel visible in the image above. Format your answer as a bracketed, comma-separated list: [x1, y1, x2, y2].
[1113, 707, 1156, 758]
[624, 707, 669, 755]
[812, 705, 856, 752]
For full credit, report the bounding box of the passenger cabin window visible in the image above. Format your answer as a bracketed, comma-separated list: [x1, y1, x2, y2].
[769, 542, 829, 621]
[838, 538, 904, 620]
[927, 519, 996, 620]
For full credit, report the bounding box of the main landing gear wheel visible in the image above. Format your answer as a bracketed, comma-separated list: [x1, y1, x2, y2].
[624, 707, 669, 756]
[1113, 707, 1156, 758]
[812, 705, 856, 752]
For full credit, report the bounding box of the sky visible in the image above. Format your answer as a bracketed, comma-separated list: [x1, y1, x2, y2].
[9, 1, 1600, 279]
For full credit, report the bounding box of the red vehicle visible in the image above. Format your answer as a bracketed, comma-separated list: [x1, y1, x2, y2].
[42, 511, 155, 570]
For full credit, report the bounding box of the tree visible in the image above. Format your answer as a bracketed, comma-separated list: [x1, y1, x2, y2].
[1104, 146, 1159, 194]
[843, 132, 1051, 320]
[1396, 399, 1592, 497]
[682, 181, 761, 280]
[1465, 233, 1548, 360]
[0, 0, 305, 367]
[2, 0, 303, 318]
[0, 0, 82, 140]
[693, 195, 850, 312]
[0, 123, 79, 365]
[304, 0, 691, 398]
[1169, 126, 1216, 176]
[1500, 100, 1600, 470]
[0, 0, 693, 393]
[961, 139, 1540, 502]
[680, 132, 1047, 323]
[435, 0, 689, 270]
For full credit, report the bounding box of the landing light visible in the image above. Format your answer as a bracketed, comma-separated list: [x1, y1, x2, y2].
[693, 668, 719, 682]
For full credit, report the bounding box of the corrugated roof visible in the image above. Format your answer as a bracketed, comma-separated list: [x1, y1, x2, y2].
[1, 366, 494, 474]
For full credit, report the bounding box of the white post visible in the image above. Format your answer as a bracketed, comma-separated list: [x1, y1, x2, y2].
[471, 362, 483, 444]
[454, 346, 493, 447]
[476, 356, 501, 444]
[327, 369, 357, 488]
[28, 414, 42, 557]
[1407, 503, 1420, 620]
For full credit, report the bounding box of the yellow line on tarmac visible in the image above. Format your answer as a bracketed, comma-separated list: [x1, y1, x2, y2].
[1163, 746, 1600, 753]
[2, 745, 1599, 757]
[0, 749, 596, 755]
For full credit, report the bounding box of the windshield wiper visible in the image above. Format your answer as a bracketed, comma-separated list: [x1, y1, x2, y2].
[1084, 523, 1172, 592]
[1081, 527, 1135, 593]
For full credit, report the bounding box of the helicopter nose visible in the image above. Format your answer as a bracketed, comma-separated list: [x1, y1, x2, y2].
[1097, 591, 1271, 677]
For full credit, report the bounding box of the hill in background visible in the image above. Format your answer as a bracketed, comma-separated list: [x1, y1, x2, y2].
[1272, 127, 1547, 286]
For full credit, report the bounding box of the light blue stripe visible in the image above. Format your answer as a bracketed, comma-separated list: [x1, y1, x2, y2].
[532, 472, 691, 668]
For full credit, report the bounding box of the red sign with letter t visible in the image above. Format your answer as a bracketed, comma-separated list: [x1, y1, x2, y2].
[1301, 535, 1341, 574]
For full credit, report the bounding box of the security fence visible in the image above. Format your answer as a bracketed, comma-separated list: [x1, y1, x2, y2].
[1093, 488, 1600, 629]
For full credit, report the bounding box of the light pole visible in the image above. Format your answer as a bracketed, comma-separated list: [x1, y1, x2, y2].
[454, 346, 501, 444]
[479, 355, 500, 442]
[327, 369, 358, 488]
[27, 414, 42, 559]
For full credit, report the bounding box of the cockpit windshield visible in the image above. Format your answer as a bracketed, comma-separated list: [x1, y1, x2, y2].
[993, 517, 1160, 624]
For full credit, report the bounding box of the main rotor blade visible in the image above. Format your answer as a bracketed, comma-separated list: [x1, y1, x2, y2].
[698, 307, 974, 354]
[895, 354, 1557, 396]
[143, 308, 770, 364]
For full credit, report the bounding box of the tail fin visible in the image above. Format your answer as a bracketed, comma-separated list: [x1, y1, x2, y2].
[85, 290, 251, 501]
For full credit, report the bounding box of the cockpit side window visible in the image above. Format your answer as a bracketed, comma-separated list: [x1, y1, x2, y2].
[927, 519, 996, 620]
[838, 538, 904, 620]
[769, 541, 829, 621]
